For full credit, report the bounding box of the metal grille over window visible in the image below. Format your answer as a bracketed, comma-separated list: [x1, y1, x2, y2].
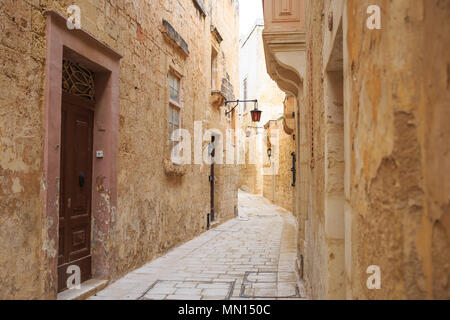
[62, 59, 95, 101]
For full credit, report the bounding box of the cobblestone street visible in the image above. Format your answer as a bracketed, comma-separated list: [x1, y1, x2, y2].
[89, 191, 306, 300]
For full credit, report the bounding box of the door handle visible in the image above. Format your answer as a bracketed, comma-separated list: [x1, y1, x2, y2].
[79, 172, 85, 188]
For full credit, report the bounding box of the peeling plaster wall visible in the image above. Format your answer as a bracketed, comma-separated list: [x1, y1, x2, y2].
[0, 0, 239, 299]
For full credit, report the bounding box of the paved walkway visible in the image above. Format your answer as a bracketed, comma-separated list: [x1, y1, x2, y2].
[89, 190, 306, 300]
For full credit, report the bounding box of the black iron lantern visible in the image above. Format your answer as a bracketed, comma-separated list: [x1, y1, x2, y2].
[267, 147, 272, 159]
[250, 100, 262, 122]
[250, 108, 262, 122]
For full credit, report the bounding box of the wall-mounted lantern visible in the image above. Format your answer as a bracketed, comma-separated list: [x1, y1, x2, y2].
[267, 147, 272, 160]
[225, 99, 261, 122]
[250, 102, 262, 122]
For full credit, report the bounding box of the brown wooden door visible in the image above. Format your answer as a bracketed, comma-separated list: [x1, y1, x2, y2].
[58, 93, 94, 292]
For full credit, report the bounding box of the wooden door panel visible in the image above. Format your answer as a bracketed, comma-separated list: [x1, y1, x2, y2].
[58, 94, 93, 293]
[68, 222, 90, 261]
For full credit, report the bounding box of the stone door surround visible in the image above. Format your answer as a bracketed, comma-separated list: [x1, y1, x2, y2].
[43, 10, 121, 298]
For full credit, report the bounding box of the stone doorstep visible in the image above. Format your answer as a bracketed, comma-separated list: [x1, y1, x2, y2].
[57, 279, 109, 300]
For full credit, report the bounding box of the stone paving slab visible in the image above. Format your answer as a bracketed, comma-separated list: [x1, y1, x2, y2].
[90, 190, 307, 300]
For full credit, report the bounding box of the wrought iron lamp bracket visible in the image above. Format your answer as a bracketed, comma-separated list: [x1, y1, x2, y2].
[224, 99, 258, 116]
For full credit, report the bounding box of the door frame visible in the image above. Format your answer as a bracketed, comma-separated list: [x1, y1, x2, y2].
[58, 92, 95, 292]
[43, 10, 122, 298]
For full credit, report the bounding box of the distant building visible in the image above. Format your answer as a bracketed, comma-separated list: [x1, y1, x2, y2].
[238, 20, 290, 200]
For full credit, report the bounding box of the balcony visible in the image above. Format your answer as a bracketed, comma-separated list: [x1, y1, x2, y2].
[262, 0, 307, 98]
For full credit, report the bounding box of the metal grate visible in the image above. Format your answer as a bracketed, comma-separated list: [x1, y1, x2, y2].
[62, 59, 95, 101]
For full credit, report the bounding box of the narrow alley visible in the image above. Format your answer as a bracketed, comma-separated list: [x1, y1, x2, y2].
[87, 191, 305, 300]
[1, 0, 449, 303]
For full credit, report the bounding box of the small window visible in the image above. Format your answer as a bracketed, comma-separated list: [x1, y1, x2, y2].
[169, 73, 180, 104]
[169, 105, 180, 139]
[168, 72, 181, 153]
[211, 47, 218, 90]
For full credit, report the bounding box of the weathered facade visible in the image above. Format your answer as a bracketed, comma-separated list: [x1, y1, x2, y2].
[0, 0, 239, 299]
[262, 0, 450, 299]
[263, 117, 296, 213]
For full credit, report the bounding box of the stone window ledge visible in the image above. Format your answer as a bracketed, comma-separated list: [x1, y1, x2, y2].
[210, 90, 226, 108]
[164, 159, 187, 176]
[211, 25, 223, 43]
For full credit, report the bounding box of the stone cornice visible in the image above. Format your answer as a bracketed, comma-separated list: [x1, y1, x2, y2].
[262, 29, 307, 50]
[162, 20, 190, 56]
[262, 28, 306, 97]
[192, 0, 207, 17]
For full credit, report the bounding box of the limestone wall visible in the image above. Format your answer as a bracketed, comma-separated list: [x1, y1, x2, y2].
[298, 0, 450, 299]
[263, 120, 296, 213]
[344, 0, 450, 300]
[0, 0, 239, 299]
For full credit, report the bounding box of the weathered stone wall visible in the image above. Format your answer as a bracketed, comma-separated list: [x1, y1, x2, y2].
[238, 138, 262, 194]
[297, 0, 450, 299]
[204, 0, 240, 225]
[0, 0, 239, 299]
[344, 0, 450, 300]
[263, 120, 296, 213]
[297, 0, 328, 299]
